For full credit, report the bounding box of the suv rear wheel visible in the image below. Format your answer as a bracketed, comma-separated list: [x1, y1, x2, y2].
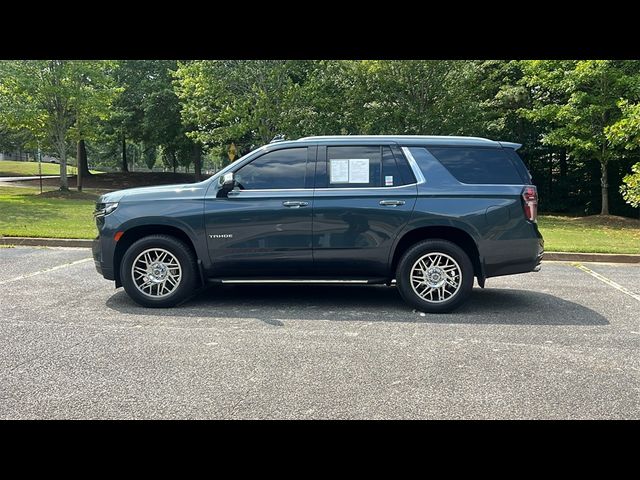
[120, 234, 198, 308]
[396, 239, 473, 313]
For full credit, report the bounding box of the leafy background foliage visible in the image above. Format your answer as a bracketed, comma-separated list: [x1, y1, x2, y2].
[1, 60, 640, 213]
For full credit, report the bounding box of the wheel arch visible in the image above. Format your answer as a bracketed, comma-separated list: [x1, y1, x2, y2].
[113, 224, 200, 288]
[390, 225, 484, 285]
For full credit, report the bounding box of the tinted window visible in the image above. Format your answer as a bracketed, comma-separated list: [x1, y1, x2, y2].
[327, 146, 381, 188]
[235, 148, 307, 190]
[505, 149, 532, 184]
[382, 147, 402, 187]
[427, 147, 523, 184]
[390, 146, 417, 185]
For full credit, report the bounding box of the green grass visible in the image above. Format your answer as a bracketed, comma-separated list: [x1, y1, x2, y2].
[1, 185, 639, 252]
[538, 215, 640, 254]
[0, 186, 97, 239]
[0, 160, 102, 176]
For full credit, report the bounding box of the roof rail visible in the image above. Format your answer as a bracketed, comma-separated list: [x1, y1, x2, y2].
[270, 134, 287, 143]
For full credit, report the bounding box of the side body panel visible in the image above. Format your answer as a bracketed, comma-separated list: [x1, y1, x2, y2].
[203, 146, 316, 277]
[399, 146, 543, 279]
[203, 188, 315, 276]
[95, 182, 209, 279]
[311, 144, 417, 277]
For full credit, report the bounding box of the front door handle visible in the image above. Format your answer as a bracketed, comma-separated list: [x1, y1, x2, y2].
[282, 201, 309, 208]
[379, 200, 406, 206]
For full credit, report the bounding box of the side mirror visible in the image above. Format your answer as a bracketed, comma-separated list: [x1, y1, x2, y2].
[222, 172, 234, 188]
[217, 172, 236, 197]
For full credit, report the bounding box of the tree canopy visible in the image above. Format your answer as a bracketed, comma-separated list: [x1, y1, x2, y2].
[2, 59, 640, 216]
[0, 60, 118, 190]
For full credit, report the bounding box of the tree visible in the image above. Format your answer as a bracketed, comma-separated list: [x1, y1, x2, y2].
[174, 60, 308, 150]
[108, 60, 201, 177]
[0, 124, 33, 154]
[606, 99, 640, 149]
[619, 163, 640, 208]
[278, 60, 361, 136]
[70, 62, 118, 190]
[519, 60, 638, 215]
[0, 60, 117, 191]
[354, 60, 480, 135]
[606, 100, 640, 209]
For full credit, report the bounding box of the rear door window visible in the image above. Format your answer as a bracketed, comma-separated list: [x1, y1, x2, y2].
[326, 146, 381, 188]
[382, 147, 402, 187]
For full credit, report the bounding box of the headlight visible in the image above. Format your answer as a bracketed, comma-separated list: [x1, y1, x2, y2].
[94, 202, 119, 217]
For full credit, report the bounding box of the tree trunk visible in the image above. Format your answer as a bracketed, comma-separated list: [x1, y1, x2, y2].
[76, 139, 91, 192]
[59, 149, 69, 191]
[600, 161, 609, 216]
[77, 141, 83, 192]
[193, 142, 202, 181]
[121, 135, 129, 173]
[172, 152, 177, 173]
[77, 139, 91, 176]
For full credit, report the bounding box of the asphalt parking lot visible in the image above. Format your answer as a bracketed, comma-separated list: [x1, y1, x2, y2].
[0, 246, 638, 419]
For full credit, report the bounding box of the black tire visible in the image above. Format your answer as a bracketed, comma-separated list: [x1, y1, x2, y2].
[120, 234, 198, 308]
[396, 239, 474, 313]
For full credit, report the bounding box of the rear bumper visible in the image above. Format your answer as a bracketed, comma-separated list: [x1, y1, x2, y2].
[534, 225, 544, 270]
[483, 223, 544, 278]
[533, 239, 544, 271]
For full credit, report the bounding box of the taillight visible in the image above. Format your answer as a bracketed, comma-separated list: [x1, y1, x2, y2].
[522, 186, 538, 222]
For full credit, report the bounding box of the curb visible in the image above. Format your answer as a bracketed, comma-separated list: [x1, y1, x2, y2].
[0, 237, 92, 248]
[1, 237, 639, 263]
[545, 251, 640, 264]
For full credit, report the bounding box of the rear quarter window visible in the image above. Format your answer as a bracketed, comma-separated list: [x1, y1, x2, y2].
[427, 147, 524, 185]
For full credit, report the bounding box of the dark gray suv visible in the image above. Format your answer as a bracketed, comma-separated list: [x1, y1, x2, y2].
[93, 135, 543, 313]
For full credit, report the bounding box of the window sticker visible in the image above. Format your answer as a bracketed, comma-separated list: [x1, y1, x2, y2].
[329, 158, 370, 184]
[329, 159, 349, 183]
[348, 159, 370, 183]
[385, 175, 394, 186]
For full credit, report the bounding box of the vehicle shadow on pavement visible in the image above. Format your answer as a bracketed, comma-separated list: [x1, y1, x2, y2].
[105, 284, 609, 326]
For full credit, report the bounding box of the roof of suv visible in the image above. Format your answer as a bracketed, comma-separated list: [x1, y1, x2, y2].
[273, 135, 520, 149]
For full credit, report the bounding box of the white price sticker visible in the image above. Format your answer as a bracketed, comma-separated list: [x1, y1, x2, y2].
[348, 159, 369, 183]
[329, 159, 349, 183]
[329, 158, 371, 184]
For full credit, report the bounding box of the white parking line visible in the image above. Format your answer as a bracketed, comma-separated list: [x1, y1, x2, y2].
[0, 258, 92, 285]
[573, 263, 640, 303]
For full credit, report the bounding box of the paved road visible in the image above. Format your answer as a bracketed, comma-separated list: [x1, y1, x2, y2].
[0, 246, 638, 419]
[0, 176, 59, 182]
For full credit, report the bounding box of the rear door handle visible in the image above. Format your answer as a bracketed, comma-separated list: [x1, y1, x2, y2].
[282, 201, 309, 208]
[379, 200, 405, 206]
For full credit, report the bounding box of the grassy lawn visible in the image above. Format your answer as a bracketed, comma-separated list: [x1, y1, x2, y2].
[1, 184, 639, 253]
[0, 160, 102, 176]
[538, 215, 640, 254]
[0, 186, 97, 239]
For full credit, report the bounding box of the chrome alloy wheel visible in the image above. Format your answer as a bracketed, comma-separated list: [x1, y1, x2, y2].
[131, 248, 182, 298]
[410, 252, 462, 303]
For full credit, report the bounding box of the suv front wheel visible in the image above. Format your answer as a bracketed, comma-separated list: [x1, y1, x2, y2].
[396, 239, 473, 313]
[120, 234, 198, 308]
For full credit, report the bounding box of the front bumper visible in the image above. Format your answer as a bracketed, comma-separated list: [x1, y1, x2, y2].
[92, 235, 114, 280]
